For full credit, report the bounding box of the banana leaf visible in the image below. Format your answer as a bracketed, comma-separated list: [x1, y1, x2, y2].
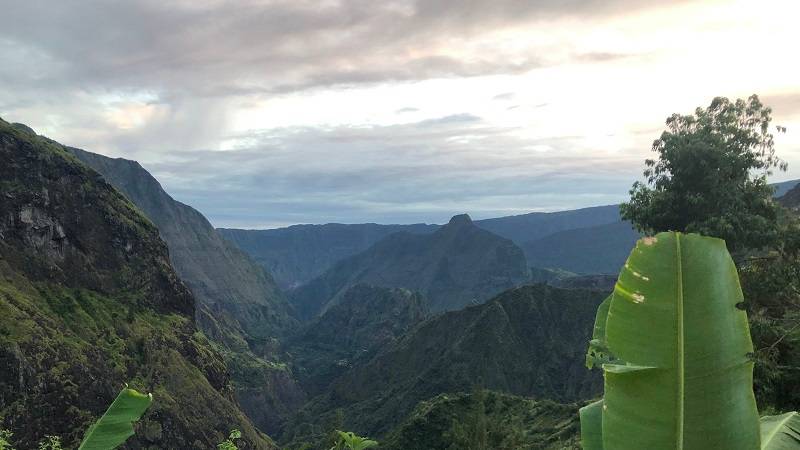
[761, 412, 800, 449]
[78, 387, 152, 450]
[586, 295, 616, 369]
[599, 232, 760, 449]
[579, 399, 604, 450]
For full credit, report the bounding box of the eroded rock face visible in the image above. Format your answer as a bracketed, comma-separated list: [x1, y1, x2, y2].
[13, 205, 68, 259]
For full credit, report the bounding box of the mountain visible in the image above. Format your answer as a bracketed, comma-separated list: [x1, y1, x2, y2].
[218, 223, 438, 289]
[68, 147, 296, 343]
[474, 204, 622, 244]
[778, 182, 800, 209]
[283, 284, 606, 442]
[381, 391, 582, 450]
[218, 208, 622, 290]
[287, 284, 429, 396]
[288, 214, 529, 319]
[523, 220, 641, 274]
[0, 119, 273, 448]
[66, 147, 304, 434]
[772, 179, 800, 198]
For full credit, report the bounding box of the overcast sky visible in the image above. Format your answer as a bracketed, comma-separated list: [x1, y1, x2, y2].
[2, 0, 799, 228]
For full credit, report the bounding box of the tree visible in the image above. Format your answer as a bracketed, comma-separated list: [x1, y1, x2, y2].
[620, 95, 787, 252]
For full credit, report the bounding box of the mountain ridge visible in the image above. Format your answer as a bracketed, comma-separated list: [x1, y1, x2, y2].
[288, 214, 530, 319]
[0, 118, 274, 448]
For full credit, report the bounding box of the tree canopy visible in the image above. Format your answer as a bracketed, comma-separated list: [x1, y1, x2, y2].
[620, 94, 787, 252]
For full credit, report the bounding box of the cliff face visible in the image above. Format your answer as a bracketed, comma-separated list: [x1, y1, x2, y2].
[0, 120, 274, 448]
[68, 147, 296, 342]
[284, 284, 606, 442]
[66, 147, 305, 435]
[289, 214, 530, 319]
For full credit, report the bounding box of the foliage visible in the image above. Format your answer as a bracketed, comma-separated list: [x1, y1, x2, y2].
[581, 232, 800, 449]
[739, 219, 800, 413]
[620, 95, 787, 252]
[760, 412, 800, 449]
[37, 436, 63, 450]
[0, 430, 14, 450]
[217, 429, 242, 450]
[78, 387, 152, 450]
[443, 388, 524, 450]
[381, 391, 581, 450]
[329, 431, 378, 450]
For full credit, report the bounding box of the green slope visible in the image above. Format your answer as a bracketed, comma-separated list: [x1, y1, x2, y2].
[0, 119, 273, 448]
[381, 391, 582, 450]
[287, 284, 429, 396]
[282, 284, 606, 444]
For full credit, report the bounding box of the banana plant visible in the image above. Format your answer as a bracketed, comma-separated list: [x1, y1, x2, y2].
[78, 386, 152, 450]
[580, 232, 800, 450]
[330, 431, 378, 450]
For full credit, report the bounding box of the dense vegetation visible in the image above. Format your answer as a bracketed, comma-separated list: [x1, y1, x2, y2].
[0, 119, 272, 448]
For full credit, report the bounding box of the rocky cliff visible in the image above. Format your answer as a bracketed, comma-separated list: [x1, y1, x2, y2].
[0, 119, 273, 448]
[66, 146, 304, 435]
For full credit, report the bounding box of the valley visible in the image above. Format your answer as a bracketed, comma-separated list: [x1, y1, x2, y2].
[2, 117, 800, 449]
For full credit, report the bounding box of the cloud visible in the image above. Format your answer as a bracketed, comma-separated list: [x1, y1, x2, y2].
[138, 114, 642, 228]
[0, 0, 690, 99]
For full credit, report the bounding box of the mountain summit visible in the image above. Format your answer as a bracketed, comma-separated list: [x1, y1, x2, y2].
[289, 213, 529, 319]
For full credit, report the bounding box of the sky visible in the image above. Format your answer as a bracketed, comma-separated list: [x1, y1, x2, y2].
[1, 0, 800, 228]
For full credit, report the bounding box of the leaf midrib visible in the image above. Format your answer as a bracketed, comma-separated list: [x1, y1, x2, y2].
[676, 233, 685, 450]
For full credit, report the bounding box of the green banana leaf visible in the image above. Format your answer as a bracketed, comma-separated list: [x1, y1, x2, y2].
[78, 387, 152, 450]
[586, 295, 616, 369]
[579, 400, 604, 450]
[599, 232, 760, 449]
[761, 412, 800, 449]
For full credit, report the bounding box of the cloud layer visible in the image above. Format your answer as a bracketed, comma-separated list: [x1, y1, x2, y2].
[1, 0, 799, 227]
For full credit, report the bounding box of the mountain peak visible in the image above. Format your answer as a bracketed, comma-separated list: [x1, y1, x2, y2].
[447, 213, 473, 226]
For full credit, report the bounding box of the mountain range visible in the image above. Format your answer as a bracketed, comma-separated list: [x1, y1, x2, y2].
[288, 214, 530, 318]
